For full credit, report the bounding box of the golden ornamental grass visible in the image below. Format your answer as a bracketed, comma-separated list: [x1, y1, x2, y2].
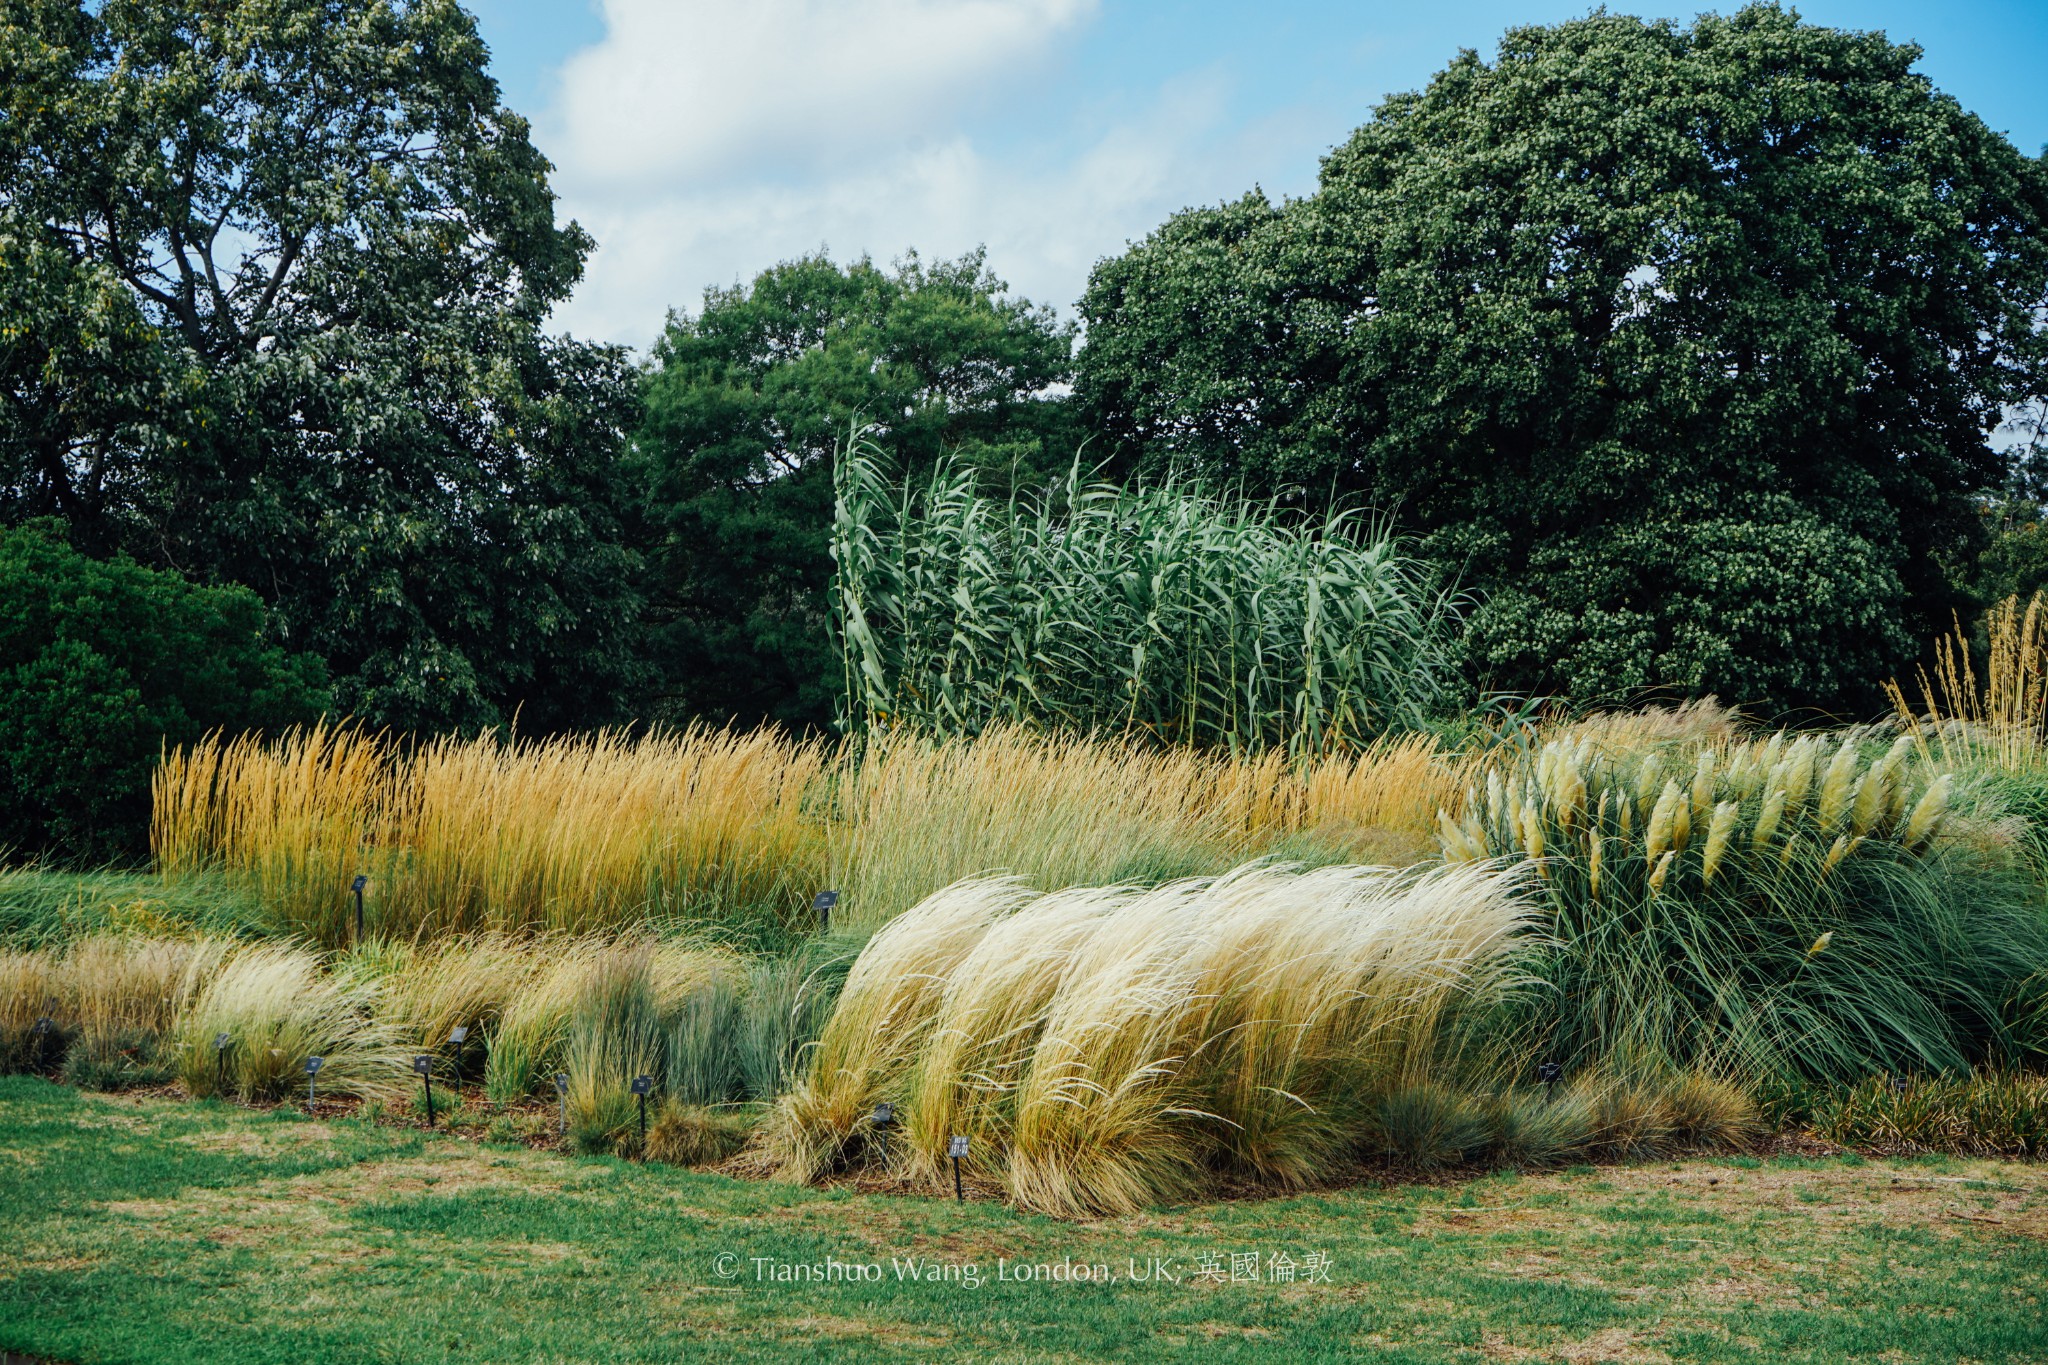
[154, 721, 1471, 940]
[155, 724, 831, 941]
[769, 860, 1531, 1217]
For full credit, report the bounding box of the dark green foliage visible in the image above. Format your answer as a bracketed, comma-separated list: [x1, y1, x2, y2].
[0, 525, 326, 861]
[634, 250, 1077, 731]
[1076, 6, 2048, 716]
[1973, 501, 2048, 609]
[0, 0, 647, 733]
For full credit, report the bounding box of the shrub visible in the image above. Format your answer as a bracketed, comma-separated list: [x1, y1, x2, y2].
[1807, 1071, 2048, 1155]
[0, 522, 327, 862]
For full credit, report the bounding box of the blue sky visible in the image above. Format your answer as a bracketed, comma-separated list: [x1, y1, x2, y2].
[464, 1, 2048, 349]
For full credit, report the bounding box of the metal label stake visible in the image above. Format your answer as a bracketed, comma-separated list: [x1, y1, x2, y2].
[631, 1075, 654, 1146]
[813, 890, 839, 934]
[948, 1134, 969, 1203]
[305, 1056, 324, 1111]
[414, 1055, 436, 1126]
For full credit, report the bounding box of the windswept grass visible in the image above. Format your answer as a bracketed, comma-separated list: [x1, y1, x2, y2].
[771, 861, 1533, 1216]
[170, 943, 408, 1102]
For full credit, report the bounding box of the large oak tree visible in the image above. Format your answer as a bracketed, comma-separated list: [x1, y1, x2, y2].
[0, 0, 644, 731]
[1077, 5, 2048, 715]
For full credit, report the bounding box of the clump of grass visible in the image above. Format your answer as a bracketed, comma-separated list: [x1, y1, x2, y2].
[1808, 1071, 2048, 1155]
[563, 946, 666, 1152]
[1368, 1082, 1491, 1170]
[367, 933, 540, 1085]
[170, 944, 406, 1102]
[51, 935, 231, 1090]
[663, 975, 743, 1108]
[832, 434, 1462, 752]
[646, 1100, 754, 1166]
[773, 861, 1531, 1216]
[1444, 732, 2048, 1086]
[0, 867, 271, 950]
[735, 954, 837, 1102]
[0, 946, 62, 1072]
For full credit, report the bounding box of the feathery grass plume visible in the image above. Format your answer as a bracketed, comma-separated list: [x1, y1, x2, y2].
[1751, 787, 1787, 849]
[1888, 591, 2048, 774]
[1816, 739, 1860, 832]
[171, 943, 406, 1101]
[1689, 750, 1717, 832]
[1645, 782, 1679, 865]
[1010, 862, 1530, 1215]
[1904, 775, 1953, 851]
[779, 861, 1529, 1215]
[769, 879, 1029, 1182]
[1450, 733, 2046, 1088]
[1699, 802, 1739, 887]
[897, 885, 1129, 1181]
[1780, 737, 1818, 808]
[55, 935, 232, 1088]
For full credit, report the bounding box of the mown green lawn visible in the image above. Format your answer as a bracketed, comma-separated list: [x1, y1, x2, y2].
[0, 1076, 2043, 1364]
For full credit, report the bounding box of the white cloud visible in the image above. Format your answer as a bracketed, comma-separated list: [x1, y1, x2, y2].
[550, 0, 1095, 192]
[534, 0, 1331, 348]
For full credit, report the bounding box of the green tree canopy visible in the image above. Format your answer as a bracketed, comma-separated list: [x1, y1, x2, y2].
[1076, 5, 2048, 716]
[0, 0, 645, 732]
[0, 522, 328, 862]
[635, 250, 1077, 730]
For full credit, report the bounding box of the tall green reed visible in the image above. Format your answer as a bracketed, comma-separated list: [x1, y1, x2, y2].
[831, 431, 1461, 753]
